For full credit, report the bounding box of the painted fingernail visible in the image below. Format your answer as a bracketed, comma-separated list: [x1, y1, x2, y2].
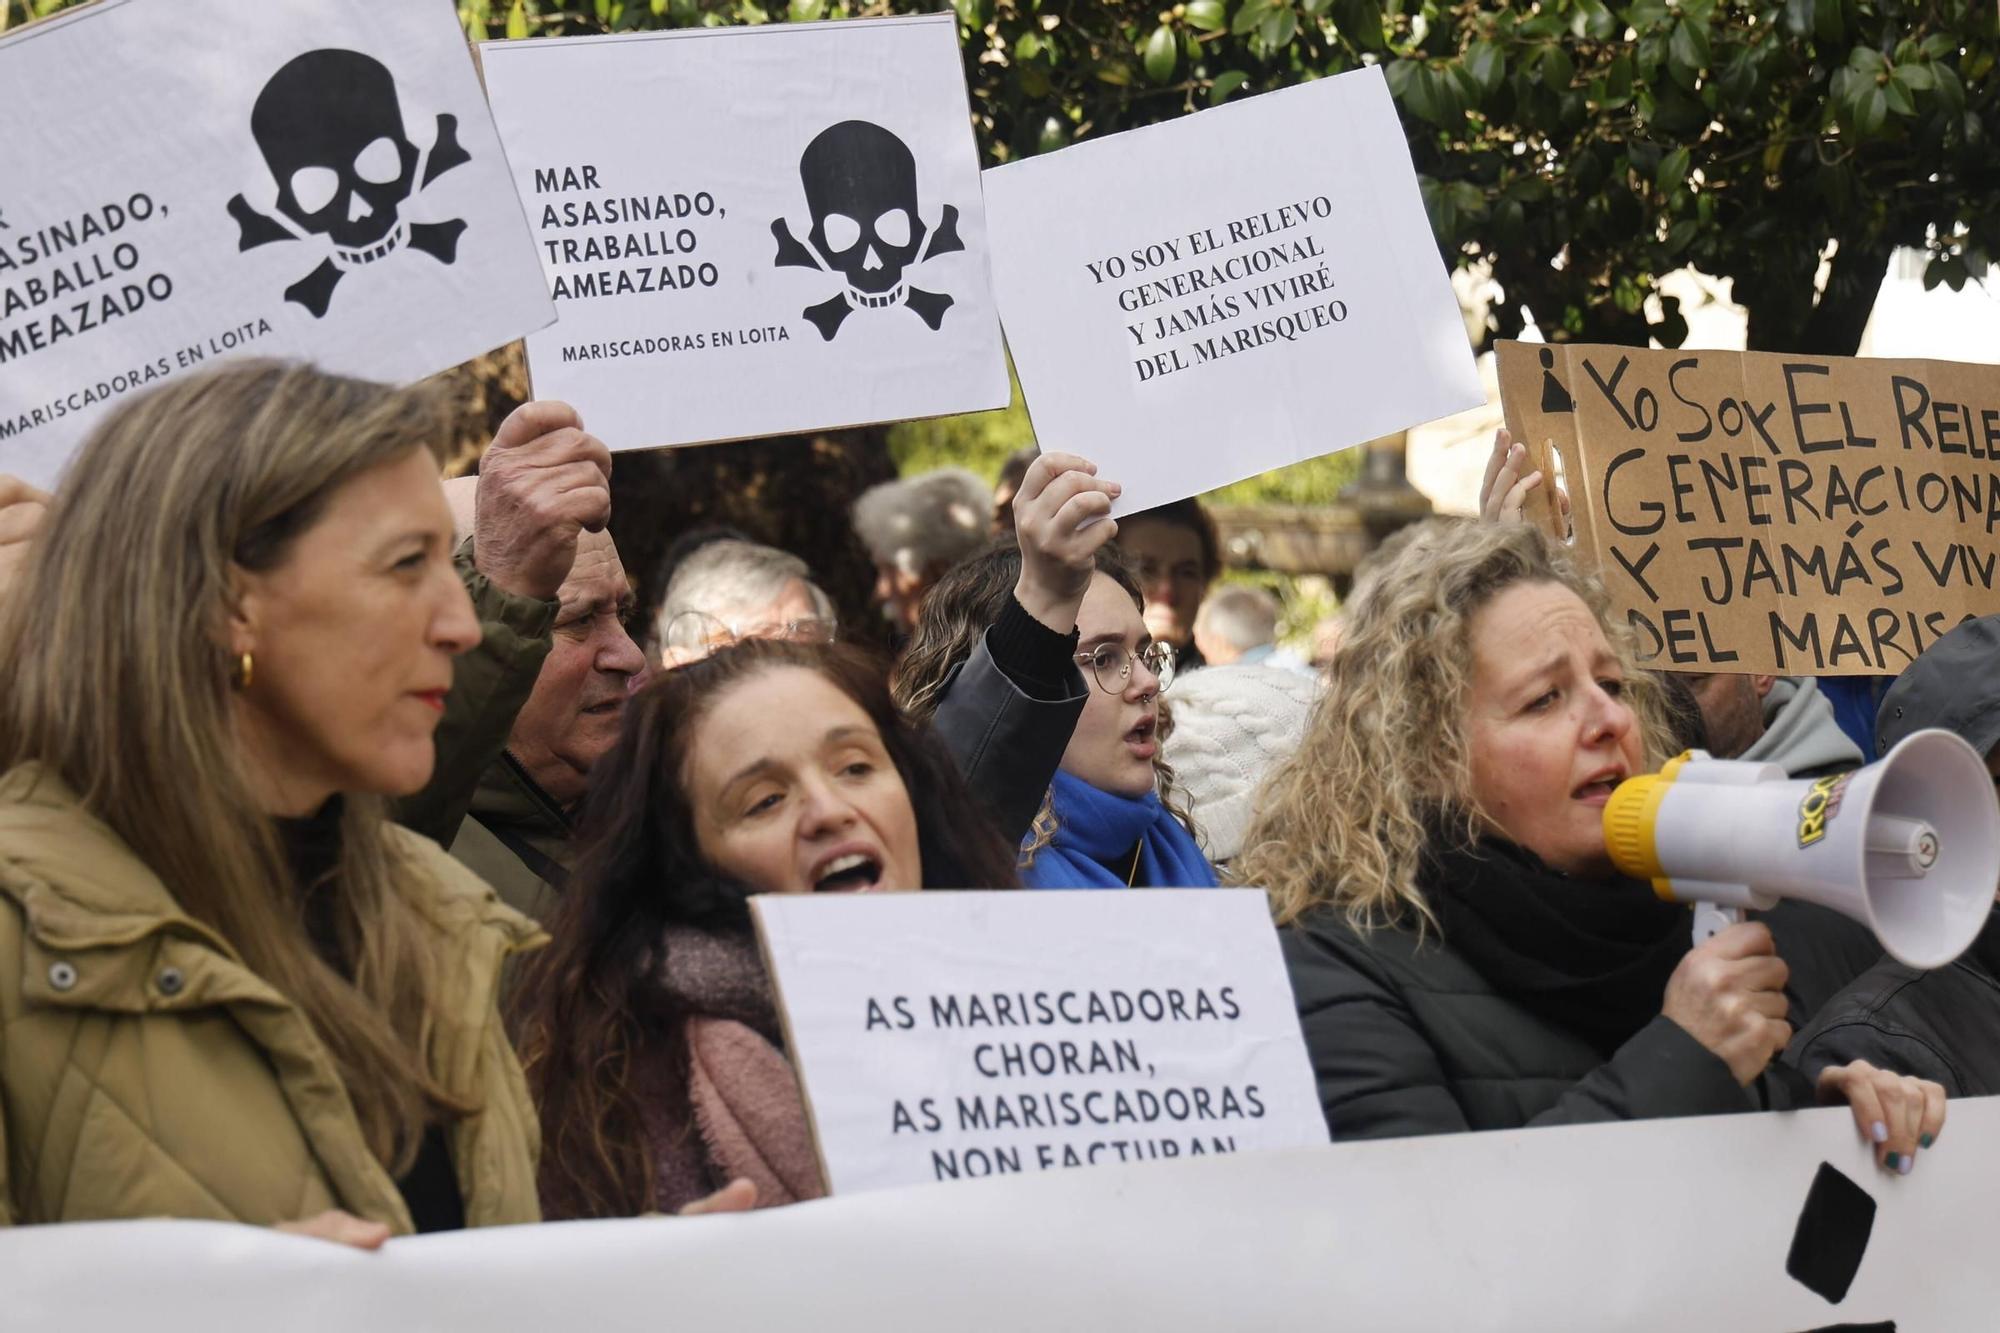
[1871, 1121, 1889, 1143]
[1920, 1133, 1935, 1148]
[1884, 1152, 1901, 1170]
[1899, 1153, 1915, 1176]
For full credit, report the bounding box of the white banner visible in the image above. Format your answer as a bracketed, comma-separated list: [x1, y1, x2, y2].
[0, 0, 554, 488]
[981, 66, 1484, 514]
[5, 1100, 1997, 1330]
[751, 889, 1328, 1194]
[477, 15, 1011, 452]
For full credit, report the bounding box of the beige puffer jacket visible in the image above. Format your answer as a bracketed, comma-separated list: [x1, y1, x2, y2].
[0, 766, 545, 1231]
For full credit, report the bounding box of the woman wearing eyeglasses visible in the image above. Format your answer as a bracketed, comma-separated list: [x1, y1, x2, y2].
[897, 462, 1218, 891]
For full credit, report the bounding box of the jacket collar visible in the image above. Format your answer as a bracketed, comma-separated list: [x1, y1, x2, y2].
[0, 765, 234, 955]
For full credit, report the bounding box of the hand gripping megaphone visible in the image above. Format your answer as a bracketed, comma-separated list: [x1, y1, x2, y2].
[1603, 729, 2000, 967]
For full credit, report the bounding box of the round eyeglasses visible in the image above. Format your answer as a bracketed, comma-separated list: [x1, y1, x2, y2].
[667, 609, 839, 649]
[1074, 641, 1177, 696]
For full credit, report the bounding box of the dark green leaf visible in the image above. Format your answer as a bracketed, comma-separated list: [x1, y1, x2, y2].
[1232, 0, 1277, 36]
[1464, 40, 1503, 92]
[1332, 0, 1387, 51]
[1847, 47, 1887, 78]
[1143, 24, 1178, 82]
[1668, 20, 1709, 76]
[1934, 63, 1966, 114]
[1656, 146, 1691, 193]
[1542, 45, 1574, 91]
[1855, 84, 1886, 135]
[1813, 0, 1844, 44]
[1782, 0, 1813, 37]
[1882, 77, 1914, 117]
[1895, 62, 1935, 92]
[1209, 69, 1251, 104]
[1260, 6, 1298, 48]
[1920, 33, 1959, 60]
[1184, 0, 1227, 32]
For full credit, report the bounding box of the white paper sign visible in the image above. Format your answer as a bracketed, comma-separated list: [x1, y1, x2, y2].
[8, 1100, 2000, 1331]
[0, 0, 555, 489]
[477, 16, 1011, 451]
[982, 66, 1484, 514]
[752, 889, 1327, 1195]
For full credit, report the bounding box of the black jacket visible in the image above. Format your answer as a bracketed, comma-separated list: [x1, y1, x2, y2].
[929, 601, 1088, 854]
[1281, 907, 1794, 1140]
[1788, 910, 2000, 1097]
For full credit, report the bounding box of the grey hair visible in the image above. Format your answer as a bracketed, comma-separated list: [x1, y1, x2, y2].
[1194, 584, 1280, 654]
[657, 539, 834, 650]
[851, 468, 992, 576]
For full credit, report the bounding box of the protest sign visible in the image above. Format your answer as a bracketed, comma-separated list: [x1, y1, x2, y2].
[9, 1098, 1999, 1331]
[750, 889, 1327, 1195]
[1498, 340, 2000, 675]
[476, 16, 1010, 452]
[979, 66, 1483, 515]
[0, 0, 553, 489]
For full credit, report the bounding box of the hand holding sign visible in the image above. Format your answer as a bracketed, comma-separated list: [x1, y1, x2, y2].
[1818, 1059, 1948, 1176]
[1478, 427, 1570, 532]
[1012, 452, 1121, 636]
[474, 401, 613, 602]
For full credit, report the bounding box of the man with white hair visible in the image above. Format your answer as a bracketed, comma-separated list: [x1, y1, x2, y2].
[656, 538, 837, 665]
[403, 401, 645, 921]
[851, 467, 991, 634]
[1192, 584, 1281, 667]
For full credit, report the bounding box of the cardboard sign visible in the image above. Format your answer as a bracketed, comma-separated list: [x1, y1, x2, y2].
[476, 16, 1010, 451]
[0, 0, 554, 488]
[980, 66, 1483, 515]
[10, 1099, 2000, 1330]
[1498, 341, 2000, 675]
[751, 889, 1327, 1195]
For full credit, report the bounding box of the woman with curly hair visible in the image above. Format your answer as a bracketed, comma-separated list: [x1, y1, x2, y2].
[1237, 518, 1943, 1173]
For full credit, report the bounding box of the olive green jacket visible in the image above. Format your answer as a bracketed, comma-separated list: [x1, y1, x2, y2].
[0, 766, 546, 1231]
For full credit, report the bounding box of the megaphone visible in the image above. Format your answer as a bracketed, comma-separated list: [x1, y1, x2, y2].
[1603, 729, 1999, 968]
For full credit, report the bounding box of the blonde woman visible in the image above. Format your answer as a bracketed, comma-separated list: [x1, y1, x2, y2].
[1237, 518, 1944, 1174]
[0, 362, 542, 1241]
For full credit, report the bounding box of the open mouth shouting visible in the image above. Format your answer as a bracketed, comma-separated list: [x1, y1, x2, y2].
[809, 844, 886, 893]
[1571, 765, 1629, 806]
[1124, 712, 1158, 762]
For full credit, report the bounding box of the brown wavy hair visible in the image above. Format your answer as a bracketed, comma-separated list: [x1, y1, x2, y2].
[1233, 518, 1672, 933]
[0, 360, 472, 1174]
[511, 637, 1019, 1219]
[892, 538, 1196, 862]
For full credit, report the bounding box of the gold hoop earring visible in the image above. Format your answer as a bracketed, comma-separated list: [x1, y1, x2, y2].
[231, 652, 254, 692]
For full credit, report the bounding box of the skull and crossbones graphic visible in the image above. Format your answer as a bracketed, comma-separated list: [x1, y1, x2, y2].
[226, 49, 471, 319]
[771, 120, 964, 342]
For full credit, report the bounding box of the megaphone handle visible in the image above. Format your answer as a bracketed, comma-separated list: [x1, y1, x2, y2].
[1692, 902, 1744, 946]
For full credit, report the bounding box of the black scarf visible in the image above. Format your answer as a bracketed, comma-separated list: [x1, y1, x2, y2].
[1421, 836, 1693, 1059]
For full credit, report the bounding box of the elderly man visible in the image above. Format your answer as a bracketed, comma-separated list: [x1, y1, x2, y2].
[655, 537, 836, 665]
[401, 401, 645, 921]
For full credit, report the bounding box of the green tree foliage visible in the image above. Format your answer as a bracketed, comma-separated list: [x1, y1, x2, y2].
[449, 0, 1995, 359]
[10, 0, 1991, 354]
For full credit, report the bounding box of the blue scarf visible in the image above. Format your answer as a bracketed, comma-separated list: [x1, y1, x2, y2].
[1020, 771, 1220, 890]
